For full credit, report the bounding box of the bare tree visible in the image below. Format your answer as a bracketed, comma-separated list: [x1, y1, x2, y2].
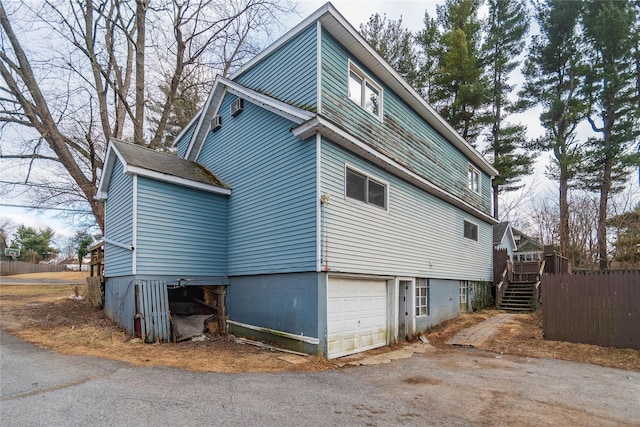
[0, 0, 294, 233]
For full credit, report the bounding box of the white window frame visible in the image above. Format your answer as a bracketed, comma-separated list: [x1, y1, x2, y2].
[464, 219, 479, 241]
[468, 165, 480, 194]
[415, 278, 429, 316]
[348, 60, 383, 121]
[460, 281, 468, 305]
[344, 164, 389, 211]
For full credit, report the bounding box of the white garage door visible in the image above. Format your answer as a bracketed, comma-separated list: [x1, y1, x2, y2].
[327, 277, 388, 359]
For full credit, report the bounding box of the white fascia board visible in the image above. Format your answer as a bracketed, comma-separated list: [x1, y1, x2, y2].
[95, 141, 127, 200]
[293, 117, 497, 225]
[124, 165, 232, 196]
[221, 77, 314, 124]
[186, 75, 315, 161]
[229, 3, 332, 81]
[316, 8, 498, 177]
[172, 112, 201, 150]
[185, 78, 225, 161]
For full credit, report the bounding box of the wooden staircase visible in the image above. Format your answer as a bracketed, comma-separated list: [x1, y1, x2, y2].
[498, 281, 536, 312]
[495, 259, 544, 313]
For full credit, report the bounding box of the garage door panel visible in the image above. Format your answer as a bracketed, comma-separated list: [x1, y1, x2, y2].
[327, 278, 388, 359]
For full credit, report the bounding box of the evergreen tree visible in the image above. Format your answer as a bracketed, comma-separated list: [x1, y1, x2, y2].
[519, 0, 589, 254]
[608, 203, 640, 269]
[11, 226, 58, 263]
[482, 0, 532, 219]
[427, 0, 487, 144]
[580, 0, 640, 270]
[360, 13, 421, 90]
[416, 12, 442, 101]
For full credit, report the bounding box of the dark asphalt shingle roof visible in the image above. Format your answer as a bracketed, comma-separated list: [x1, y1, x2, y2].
[111, 139, 229, 189]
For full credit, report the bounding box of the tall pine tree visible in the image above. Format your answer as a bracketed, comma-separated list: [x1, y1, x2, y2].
[519, 0, 589, 255]
[581, 0, 640, 270]
[426, 0, 487, 144]
[360, 13, 421, 90]
[482, 0, 532, 219]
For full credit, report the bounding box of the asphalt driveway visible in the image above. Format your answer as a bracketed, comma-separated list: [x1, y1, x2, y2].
[1, 329, 638, 426]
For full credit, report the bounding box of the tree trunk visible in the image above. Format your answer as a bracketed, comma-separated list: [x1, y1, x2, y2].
[559, 171, 569, 257]
[134, 0, 147, 146]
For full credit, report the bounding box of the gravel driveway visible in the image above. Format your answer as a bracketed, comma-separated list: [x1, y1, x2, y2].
[2, 329, 638, 426]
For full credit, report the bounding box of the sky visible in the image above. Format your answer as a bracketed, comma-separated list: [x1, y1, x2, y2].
[1, 0, 637, 247]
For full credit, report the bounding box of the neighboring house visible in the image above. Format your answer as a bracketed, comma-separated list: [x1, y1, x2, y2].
[96, 3, 498, 358]
[493, 222, 517, 260]
[512, 228, 544, 261]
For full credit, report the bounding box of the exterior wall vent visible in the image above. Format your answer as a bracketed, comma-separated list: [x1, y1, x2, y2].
[211, 115, 222, 131]
[230, 98, 243, 117]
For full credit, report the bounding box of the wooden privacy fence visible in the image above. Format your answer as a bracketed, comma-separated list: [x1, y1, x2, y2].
[0, 260, 66, 276]
[542, 271, 640, 350]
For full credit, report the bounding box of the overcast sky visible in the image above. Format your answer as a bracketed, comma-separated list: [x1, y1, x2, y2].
[2, 0, 637, 245]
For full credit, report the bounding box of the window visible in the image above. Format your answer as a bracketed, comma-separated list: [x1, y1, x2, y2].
[416, 278, 429, 316]
[348, 62, 382, 119]
[460, 281, 468, 306]
[346, 167, 387, 209]
[468, 166, 480, 194]
[464, 220, 478, 241]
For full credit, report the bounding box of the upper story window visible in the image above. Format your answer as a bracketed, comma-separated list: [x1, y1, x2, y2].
[345, 166, 387, 209]
[348, 61, 383, 120]
[468, 166, 480, 194]
[464, 220, 478, 241]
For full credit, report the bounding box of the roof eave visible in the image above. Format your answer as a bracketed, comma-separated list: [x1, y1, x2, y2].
[293, 117, 497, 225]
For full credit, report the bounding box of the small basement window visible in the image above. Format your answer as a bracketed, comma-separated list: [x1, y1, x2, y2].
[346, 166, 387, 209]
[348, 61, 382, 120]
[415, 278, 429, 316]
[464, 220, 478, 241]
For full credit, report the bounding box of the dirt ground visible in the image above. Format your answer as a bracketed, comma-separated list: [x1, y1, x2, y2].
[1, 272, 639, 373]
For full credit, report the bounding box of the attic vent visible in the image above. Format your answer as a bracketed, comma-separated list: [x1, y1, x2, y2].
[230, 98, 243, 117]
[211, 115, 222, 132]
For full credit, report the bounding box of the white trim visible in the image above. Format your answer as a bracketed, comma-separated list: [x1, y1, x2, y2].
[185, 75, 315, 160]
[227, 2, 496, 175]
[464, 218, 480, 242]
[348, 60, 383, 122]
[292, 117, 497, 224]
[230, 4, 332, 81]
[124, 166, 232, 196]
[224, 84, 314, 123]
[226, 320, 320, 345]
[316, 134, 322, 273]
[468, 164, 481, 195]
[397, 277, 416, 340]
[316, 21, 323, 115]
[172, 113, 201, 151]
[95, 142, 128, 200]
[103, 238, 134, 251]
[344, 163, 389, 211]
[327, 273, 395, 281]
[132, 175, 137, 275]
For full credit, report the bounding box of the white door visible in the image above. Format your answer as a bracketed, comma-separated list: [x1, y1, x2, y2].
[327, 277, 388, 359]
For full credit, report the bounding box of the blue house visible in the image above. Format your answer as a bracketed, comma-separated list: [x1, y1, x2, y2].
[96, 3, 497, 358]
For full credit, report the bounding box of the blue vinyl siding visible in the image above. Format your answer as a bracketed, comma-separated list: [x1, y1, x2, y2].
[105, 158, 133, 277]
[320, 29, 491, 214]
[321, 139, 492, 281]
[415, 279, 462, 331]
[176, 119, 198, 158]
[136, 177, 227, 276]
[235, 25, 317, 111]
[196, 93, 317, 275]
[226, 272, 319, 338]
